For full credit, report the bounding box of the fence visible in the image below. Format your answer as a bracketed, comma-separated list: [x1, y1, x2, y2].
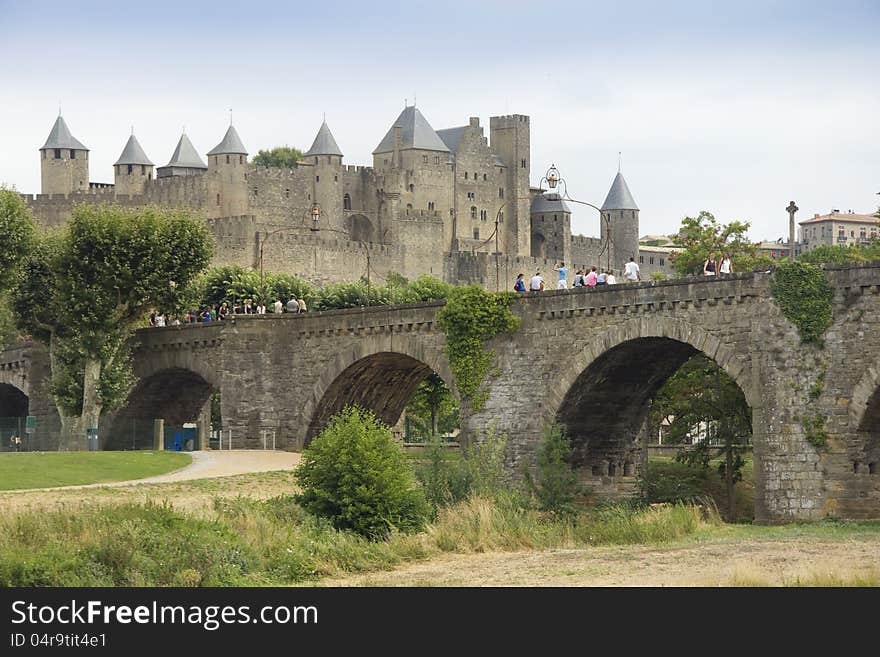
[0, 416, 27, 452]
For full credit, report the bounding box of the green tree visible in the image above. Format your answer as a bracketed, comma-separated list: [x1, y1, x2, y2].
[294, 406, 429, 539]
[798, 243, 880, 265]
[13, 205, 213, 449]
[671, 211, 773, 276]
[403, 373, 459, 439]
[523, 423, 582, 521]
[0, 294, 19, 349]
[0, 188, 36, 292]
[252, 146, 303, 168]
[650, 354, 752, 521]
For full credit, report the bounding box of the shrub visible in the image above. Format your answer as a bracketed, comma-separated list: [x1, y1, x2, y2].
[523, 424, 583, 520]
[294, 406, 429, 539]
[415, 437, 470, 514]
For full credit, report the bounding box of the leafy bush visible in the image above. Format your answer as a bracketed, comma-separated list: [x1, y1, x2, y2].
[523, 424, 583, 520]
[294, 406, 429, 539]
[770, 260, 833, 345]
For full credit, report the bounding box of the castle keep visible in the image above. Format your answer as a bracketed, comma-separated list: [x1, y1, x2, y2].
[25, 109, 670, 287]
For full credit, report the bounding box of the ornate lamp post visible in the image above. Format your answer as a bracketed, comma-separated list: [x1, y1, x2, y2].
[538, 164, 611, 271]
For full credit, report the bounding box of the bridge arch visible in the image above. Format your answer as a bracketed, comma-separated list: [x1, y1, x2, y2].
[546, 316, 756, 480]
[302, 335, 454, 446]
[104, 366, 217, 450]
[848, 366, 880, 471]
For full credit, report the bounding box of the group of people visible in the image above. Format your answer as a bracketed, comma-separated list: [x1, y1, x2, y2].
[514, 257, 642, 292]
[7, 434, 22, 451]
[703, 252, 733, 276]
[149, 297, 308, 327]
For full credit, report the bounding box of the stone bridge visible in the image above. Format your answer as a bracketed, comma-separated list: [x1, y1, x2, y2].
[3, 263, 880, 523]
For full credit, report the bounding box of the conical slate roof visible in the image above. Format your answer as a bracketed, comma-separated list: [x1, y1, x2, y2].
[601, 172, 639, 211]
[207, 125, 248, 156]
[114, 134, 153, 166]
[531, 193, 571, 214]
[305, 121, 343, 157]
[40, 115, 88, 151]
[373, 106, 450, 154]
[165, 133, 207, 169]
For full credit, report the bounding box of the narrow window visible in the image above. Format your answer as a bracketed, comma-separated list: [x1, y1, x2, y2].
[521, 158, 526, 168]
[473, 228, 479, 239]
[70, 149, 76, 159]
[483, 173, 487, 181]
[141, 165, 146, 175]
[127, 164, 133, 174]
[499, 187, 504, 199]
[343, 193, 351, 210]
[650, 257, 654, 265]
[240, 155, 244, 164]
[54, 148, 61, 159]
[470, 206, 477, 220]
[434, 156, 439, 164]
[465, 172, 468, 180]
[659, 257, 664, 266]
[334, 175, 338, 182]
[285, 188, 290, 198]
[216, 193, 220, 206]
[409, 183, 415, 192]
[253, 188, 258, 197]
[639, 256, 644, 264]
[423, 155, 428, 164]
[316, 175, 320, 182]
[226, 155, 230, 164]
[406, 203, 412, 215]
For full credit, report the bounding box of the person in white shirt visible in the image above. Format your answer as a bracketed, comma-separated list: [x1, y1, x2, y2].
[606, 270, 617, 285]
[529, 271, 545, 291]
[273, 299, 283, 314]
[624, 257, 640, 282]
[256, 302, 266, 314]
[720, 254, 732, 276]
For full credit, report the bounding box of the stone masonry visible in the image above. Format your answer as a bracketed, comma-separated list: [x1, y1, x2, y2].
[4, 264, 880, 523]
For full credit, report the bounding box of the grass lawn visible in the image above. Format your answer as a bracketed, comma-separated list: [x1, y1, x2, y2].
[0, 451, 192, 491]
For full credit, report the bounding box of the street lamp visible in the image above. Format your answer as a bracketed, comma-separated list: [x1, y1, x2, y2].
[258, 202, 322, 298]
[540, 164, 613, 272]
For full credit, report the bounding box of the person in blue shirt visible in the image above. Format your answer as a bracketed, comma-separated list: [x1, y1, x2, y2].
[553, 261, 568, 289]
[513, 273, 526, 292]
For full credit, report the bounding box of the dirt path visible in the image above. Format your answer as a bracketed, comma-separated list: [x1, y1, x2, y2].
[322, 536, 880, 587]
[5, 450, 301, 493]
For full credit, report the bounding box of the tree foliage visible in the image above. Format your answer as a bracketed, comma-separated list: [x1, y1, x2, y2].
[798, 242, 880, 265]
[196, 265, 314, 309]
[252, 146, 303, 168]
[12, 205, 213, 447]
[650, 354, 752, 521]
[671, 210, 773, 275]
[310, 274, 451, 311]
[523, 423, 582, 521]
[0, 188, 36, 293]
[403, 373, 459, 440]
[437, 286, 520, 411]
[294, 406, 429, 539]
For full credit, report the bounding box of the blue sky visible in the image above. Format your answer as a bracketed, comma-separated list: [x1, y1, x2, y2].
[1, 0, 877, 240]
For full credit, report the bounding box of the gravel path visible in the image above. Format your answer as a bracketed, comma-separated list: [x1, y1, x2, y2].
[5, 450, 301, 493]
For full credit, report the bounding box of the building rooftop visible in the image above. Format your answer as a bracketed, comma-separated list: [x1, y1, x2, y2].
[40, 115, 88, 151]
[531, 193, 571, 214]
[164, 133, 207, 169]
[373, 105, 450, 154]
[304, 121, 343, 157]
[601, 172, 638, 211]
[207, 125, 248, 156]
[114, 134, 153, 166]
[799, 211, 878, 226]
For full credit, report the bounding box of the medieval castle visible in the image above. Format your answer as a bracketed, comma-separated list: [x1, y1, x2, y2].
[23, 107, 673, 288]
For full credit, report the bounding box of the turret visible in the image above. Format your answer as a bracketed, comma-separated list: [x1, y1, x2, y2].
[156, 133, 207, 178]
[39, 114, 89, 195]
[530, 192, 571, 262]
[600, 171, 640, 271]
[113, 132, 154, 197]
[207, 125, 248, 217]
[304, 120, 344, 232]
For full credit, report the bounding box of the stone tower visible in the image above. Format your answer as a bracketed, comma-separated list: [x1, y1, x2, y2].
[156, 133, 207, 178]
[530, 193, 571, 263]
[207, 125, 248, 217]
[600, 171, 640, 272]
[39, 115, 89, 195]
[489, 115, 530, 256]
[113, 132, 154, 197]
[304, 121, 344, 232]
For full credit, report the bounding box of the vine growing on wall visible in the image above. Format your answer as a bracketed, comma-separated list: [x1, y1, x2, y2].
[437, 286, 520, 412]
[770, 261, 833, 346]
